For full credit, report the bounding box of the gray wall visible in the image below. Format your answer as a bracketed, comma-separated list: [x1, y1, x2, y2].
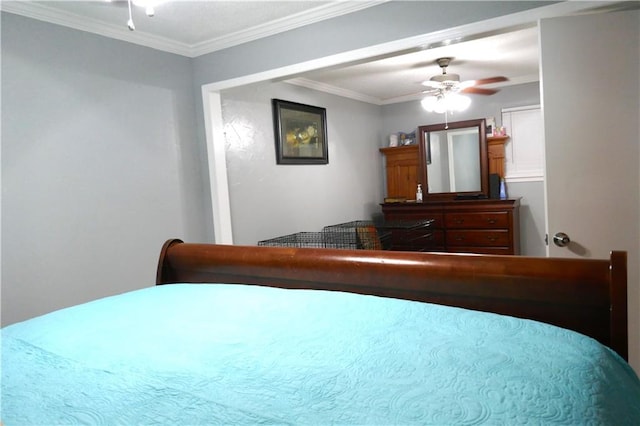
[221, 80, 546, 255]
[221, 82, 383, 244]
[192, 1, 551, 242]
[380, 83, 546, 256]
[1, 7, 548, 328]
[1, 13, 206, 325]
[1, 2, 550, 326]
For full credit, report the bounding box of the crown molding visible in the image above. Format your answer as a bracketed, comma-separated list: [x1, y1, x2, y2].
[286, 72, 541, 106]
[286, 77, 383, 105]
[1, 1, 192, 56]
[190, 1, 388, 57]
[1, 1, 387, 58]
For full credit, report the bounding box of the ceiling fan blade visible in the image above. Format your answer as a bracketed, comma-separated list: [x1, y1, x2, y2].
[458, 80, 477, 90]
[422, 88, 442, 96]
[460, 86, 499, 95]
[473, 76, 509, 85]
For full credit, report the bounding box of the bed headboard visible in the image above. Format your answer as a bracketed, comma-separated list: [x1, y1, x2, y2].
[156, 239, 628, 360]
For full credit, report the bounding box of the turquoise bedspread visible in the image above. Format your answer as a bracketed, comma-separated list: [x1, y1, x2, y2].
[2, 284, 640, 425]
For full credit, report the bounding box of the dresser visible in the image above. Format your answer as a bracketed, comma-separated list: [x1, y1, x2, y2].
[381, 198, 520, 255]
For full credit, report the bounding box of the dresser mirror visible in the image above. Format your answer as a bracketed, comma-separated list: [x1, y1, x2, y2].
[418, 119, 489, 199]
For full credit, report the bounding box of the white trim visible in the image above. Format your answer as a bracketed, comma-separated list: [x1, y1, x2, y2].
[289, 75, 542, 106]
[189, 1, 389, 57]
[505, 175, 544, 183]
[201, 89, 233, 244]
[502, 104, 542, 113]
[285, 78, 383, 105]
[201, 1, 609, 244]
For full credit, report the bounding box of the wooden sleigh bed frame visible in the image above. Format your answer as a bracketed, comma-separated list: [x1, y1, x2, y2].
[157, 239, 628, 360]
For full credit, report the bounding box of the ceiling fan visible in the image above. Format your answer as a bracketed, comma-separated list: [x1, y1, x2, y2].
[104, 0, 164, 30]
[422, 57, 508, 97]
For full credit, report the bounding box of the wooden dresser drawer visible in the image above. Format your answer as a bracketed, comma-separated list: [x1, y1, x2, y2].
[388, 229, 444, 251]
[446, 230, 510, 247]
[385, 212, 444, 229]
[381, 199, 520, 255]
[448, 246, 514, 255]
[445, 212, 509, 229]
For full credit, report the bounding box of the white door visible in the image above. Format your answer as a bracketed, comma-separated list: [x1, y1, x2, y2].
[540, 10, 639, 371]
[540, 10, 639, 259]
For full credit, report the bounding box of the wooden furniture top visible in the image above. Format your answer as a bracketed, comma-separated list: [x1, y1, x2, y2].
[157, 239, 628, 360]
[379, 144, 419, 154]
[382, 198, 520, 208]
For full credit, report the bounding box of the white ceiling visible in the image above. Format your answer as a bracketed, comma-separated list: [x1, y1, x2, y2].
[4, 1, 624, 106]
[1, 1, 379, 56]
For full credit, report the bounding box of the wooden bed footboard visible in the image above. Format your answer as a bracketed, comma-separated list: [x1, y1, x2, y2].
[156, 239, 628, 360]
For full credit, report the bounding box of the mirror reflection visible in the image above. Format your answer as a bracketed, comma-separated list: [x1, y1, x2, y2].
[418, 119, 488, 198]
[427, 127, 481, 192]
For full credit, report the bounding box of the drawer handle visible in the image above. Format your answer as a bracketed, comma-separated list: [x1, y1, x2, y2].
[486, 236, 497, 242]
[454, 219, 464, 224]
[487, 219, 497, 224]
[455, 236, 465, 241]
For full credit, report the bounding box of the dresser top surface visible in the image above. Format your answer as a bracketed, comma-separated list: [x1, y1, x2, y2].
[382, 198, 520, 208]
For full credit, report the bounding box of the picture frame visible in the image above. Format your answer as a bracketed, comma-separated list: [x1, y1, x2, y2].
[272, 99, 328, 165]
[398, 131, 416, 146]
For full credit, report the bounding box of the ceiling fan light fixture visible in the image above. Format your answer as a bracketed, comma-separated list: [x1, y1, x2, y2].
[421, 95, 443, 113]
[132, 0, 167, 10]
[132, 0, 168, 16]
[421, 93, 471, 113]
[429, 73, 460, 84]
[450, 93, 472, 111]
[120, 0, 167, 30]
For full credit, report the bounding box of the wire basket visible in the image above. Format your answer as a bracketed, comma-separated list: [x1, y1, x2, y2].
[323, 219, 435, 250]
[321, 221, 386, 250]
[257, 230, 359, 250]
[258, 219, 434, 250]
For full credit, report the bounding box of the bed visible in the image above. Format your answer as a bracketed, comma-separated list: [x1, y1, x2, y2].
[2, 239, 639, 424]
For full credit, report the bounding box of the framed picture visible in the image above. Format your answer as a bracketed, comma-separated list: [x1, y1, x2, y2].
[398, 131, 416, 146]
[272, 99, 328, 165]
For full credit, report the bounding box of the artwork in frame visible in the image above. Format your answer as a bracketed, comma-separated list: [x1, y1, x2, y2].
[272, 99, 328, 165]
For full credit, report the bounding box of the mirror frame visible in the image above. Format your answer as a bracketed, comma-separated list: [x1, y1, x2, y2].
[418, 118, 489, 200]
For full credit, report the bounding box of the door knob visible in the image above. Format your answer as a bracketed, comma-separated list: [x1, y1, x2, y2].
[553, 232, 571, 247]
